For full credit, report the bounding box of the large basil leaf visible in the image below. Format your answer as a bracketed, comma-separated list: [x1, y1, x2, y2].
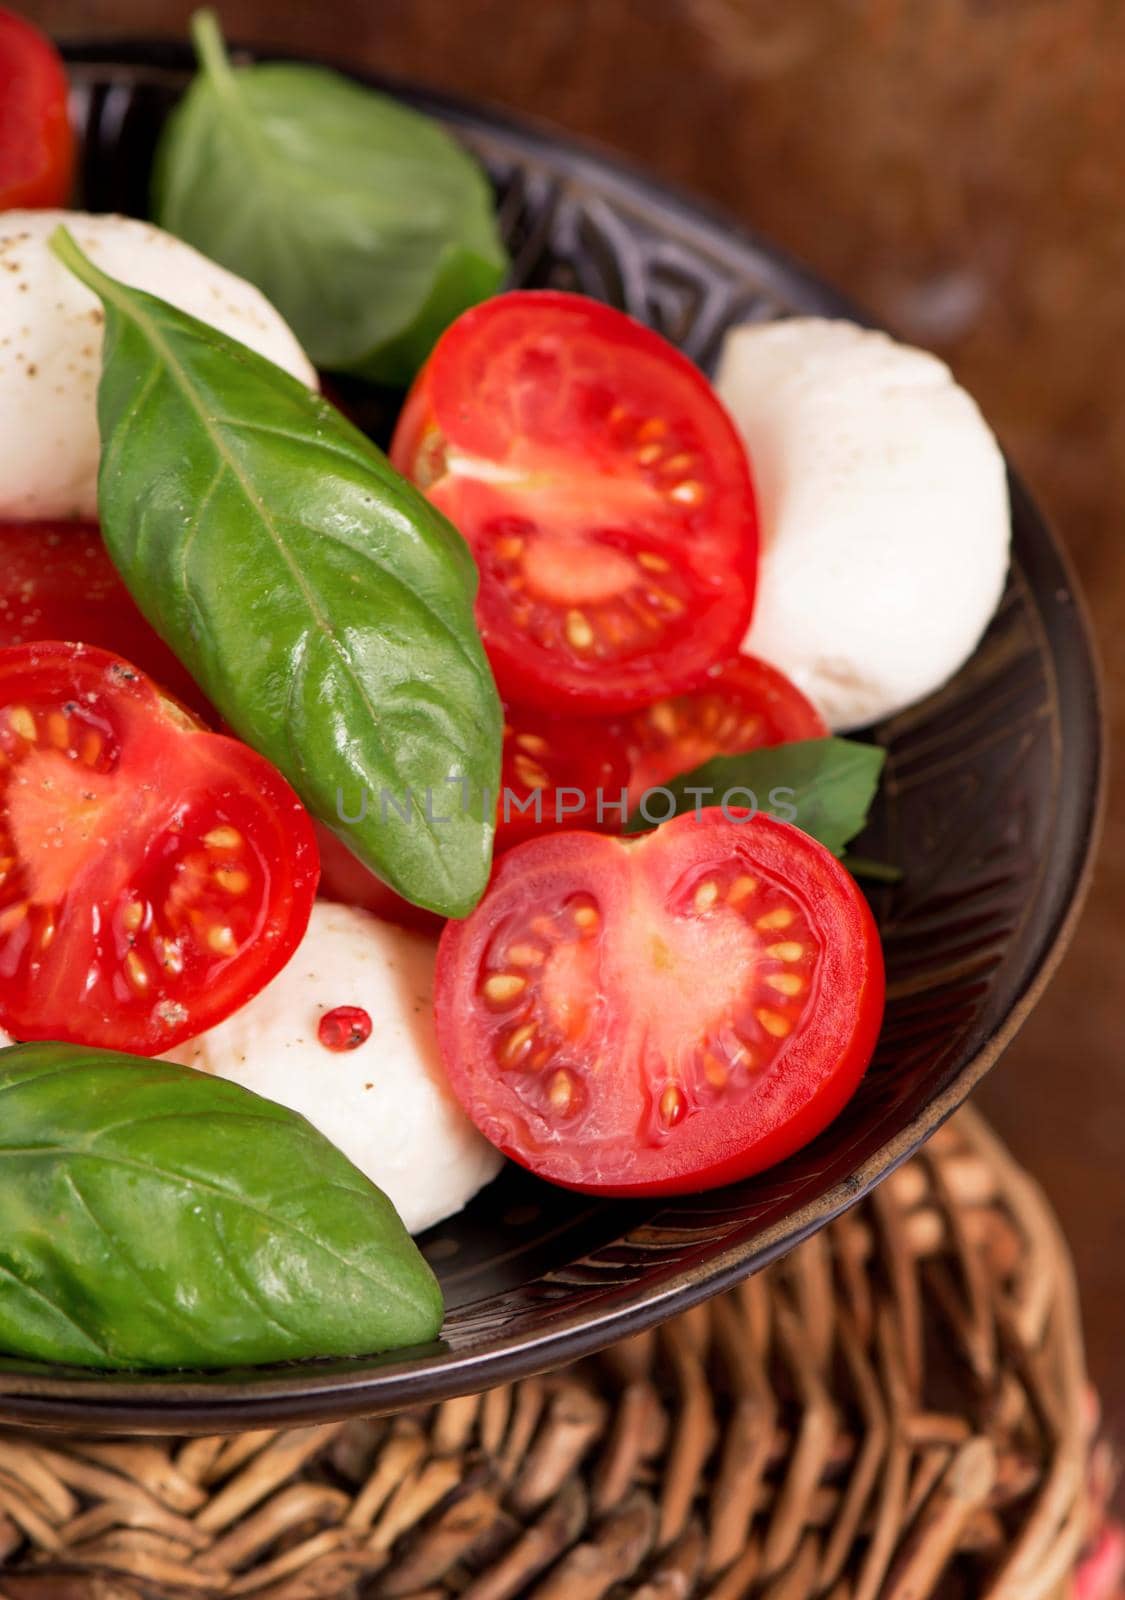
[52, 228, 501, 919]
[152, 10, 507, 386]
[625, 737, 886, 859]
[0, 1043, 443, 1369]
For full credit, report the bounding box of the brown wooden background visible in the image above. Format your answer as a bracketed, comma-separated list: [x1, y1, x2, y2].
[29, 0, 1125, 1464]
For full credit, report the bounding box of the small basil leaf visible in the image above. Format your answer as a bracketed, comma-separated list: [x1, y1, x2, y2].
[0, 1042, 443, 1369]
[152, 10, 507, 385]
[841, 854, 903, 884]
[625, 737, 886, 858]
[51, 227, 502, 919]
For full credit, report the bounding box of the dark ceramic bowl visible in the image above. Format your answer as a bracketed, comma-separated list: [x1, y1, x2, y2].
[2, 40, 1101, 1433]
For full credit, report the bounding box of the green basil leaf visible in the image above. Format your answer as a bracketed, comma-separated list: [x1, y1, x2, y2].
[151, 10, 507, 386]
[841, 854, 903, 884]
[0, 1042, 443, 1370]
[625, 737, 886, 858]
[51, 227, 502, 919]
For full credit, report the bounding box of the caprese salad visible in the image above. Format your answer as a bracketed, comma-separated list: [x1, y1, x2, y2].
[0, 9, 1010, 1368]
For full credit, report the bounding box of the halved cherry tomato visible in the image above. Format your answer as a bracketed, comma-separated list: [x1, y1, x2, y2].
[0, 8, 74, 209]
[624, 655, 827, 807]
[0, 642, 318, 1054]
[391, 291, 758, 714]
[0, 521, 213, 720]
[435, 810, 884, 1196]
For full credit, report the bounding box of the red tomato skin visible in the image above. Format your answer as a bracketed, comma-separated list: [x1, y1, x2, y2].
[0, 522, 214, 720]
[0, 9, 74, 209]
[624, 654, 828, 805]
[391, 291, 759, 715]
[314, 822, 444, 936]
[435, 812, 885, 1197]
[0, 642, 319, 1054]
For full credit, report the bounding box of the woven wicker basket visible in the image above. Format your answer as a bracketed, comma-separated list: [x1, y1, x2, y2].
[0, 1107, 1106, 1600]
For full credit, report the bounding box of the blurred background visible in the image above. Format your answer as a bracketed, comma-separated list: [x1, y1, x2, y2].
[35, 0, 1125, 1453]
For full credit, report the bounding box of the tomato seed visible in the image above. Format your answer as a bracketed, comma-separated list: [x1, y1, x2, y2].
[548, 1070, 574, 1112]
[512, 753, 549, 790]
[318, 1005, 373, 1052]
[502, 1023, 537, 1064]
[756, 907, 794, 931]
[660, 1084, 686, 1126]
[703, 1053, 727, 1088]
[124, 951, 149, 992]
[203, 826, 242, 851]
[8, 706, 35, 741]
[756, 1008, 791, 1039]
[483, 973, 526, 1004]
[767, 973, 804, 997]
[637, 551, 671, 573]
[206, 925, 237, 956]
[767, 941, 804, 962]
[214, 865, 250, 895]
[693, 880, 719, 912]
[669, 480, 704, 505]
[647, 702, 678, 736]
[565, 611, 595, 651]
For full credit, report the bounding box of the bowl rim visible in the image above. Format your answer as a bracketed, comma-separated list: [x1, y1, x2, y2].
[1, 38, 1104, 1432]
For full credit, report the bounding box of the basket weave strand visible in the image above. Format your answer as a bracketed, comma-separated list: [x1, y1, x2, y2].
[0, 1107, 1097, 1599]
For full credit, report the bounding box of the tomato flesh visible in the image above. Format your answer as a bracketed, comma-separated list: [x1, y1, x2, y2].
[624, 655, 827, 807]
[391, 291, 758, 713]
[0, 8, 74, 209]
[498, 704, 628, 849]
[0, 642, 318, 1053]
[435, 810, 884, 1195]
[316, 702, 628, 927]
[0, 521, 213, 719]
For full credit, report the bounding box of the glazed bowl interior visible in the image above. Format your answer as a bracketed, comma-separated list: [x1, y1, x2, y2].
[1, 39, 1101, 1432]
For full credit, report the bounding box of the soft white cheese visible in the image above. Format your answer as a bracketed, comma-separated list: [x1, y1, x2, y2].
[0, 210, 317, 521]
[165, 902, 502, 1235]
[716, 317, 1010, 730]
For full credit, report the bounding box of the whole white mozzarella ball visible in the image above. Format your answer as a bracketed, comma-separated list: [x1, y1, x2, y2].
[716, 317, 1010, 730]
[0, 210, 318, 521]
[165, 902, 502, 1235]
